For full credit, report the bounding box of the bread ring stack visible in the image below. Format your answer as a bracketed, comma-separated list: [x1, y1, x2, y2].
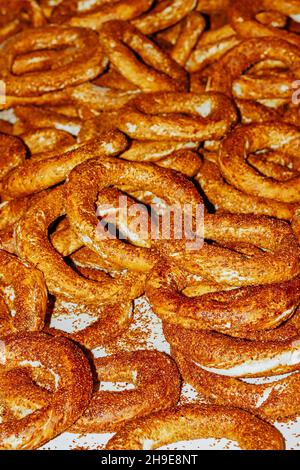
[0, 0, 300, 452]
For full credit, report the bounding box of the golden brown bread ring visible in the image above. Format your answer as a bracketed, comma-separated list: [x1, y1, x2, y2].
[164, 213, 300, 286]
[0, 332, 92, 449]
[94, 67, 138, 91]
[65, 156, 202, 272]
[0, 250, 47, 337]
[106, 404, 284, 450]
[0, 90, 72, 111]
[0, 367, 51, 422]
[98, 21, 187, 92]
[0, 25, 107, 97]
[236, 99, 281, 124]
[15, 186, 144, 306]
[51, 0, 153, 29]
[20, 127, 76, 155]
[170, 12, 206, 66]
[0, 192, 47, 234]
[164, 321, 300, 377]
[14, 105, 82, 136]
[0, 132, 128, 199]
[78, 116, 201, 176]
[0, 0, 46, 42]
[229, 0, 300, 47]
[58, 185, 157, 271]
[0, 133, 26, 182]
[78, 115, 202, 175]
[209, 38, 300, 100]
[70, 83, 141, 113]
[117, 92, 237, 142]
[146, 261, 300, 333]
[173, 349, 300, 423]
[186, 24, 240, 73]
[71, 350, 181, 433]
[132, 0, 197, 35]
[197, 159, 297, 220]
[218, 123, 300, 203]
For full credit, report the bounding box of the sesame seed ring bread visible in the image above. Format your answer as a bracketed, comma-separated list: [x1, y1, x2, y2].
[164, 320, 300, 377]
[197, 159, 298, 220]
[117, 92, 237, 142]
[56, 185, 158, 271]
[209, 38, 300, 102]
[172, 349, 300, 423]
[146, 261, 300, 333]
[186, 24, 241, 73]
[65, 156, 202, 272]
[14, 105, 82, 137]
[20, 128, 76, 155]
[0, 367, 51, 424]
[78, 115, 202, 174]
[98, 21, 188, 92]
[15, 186, 144, 306]
[78, 116, 202, 175]
[106, 404, 284, 450]
[0, 25, 107, 97]
[0, 131, 127, 199]
[236, 98, 281, 124]
[0, 332, 93, 449]
[132, 0, 197, 35]
[70, 83, 141, 113]
[51, 0, 153, 29]
[163, 213, 300, 286]
[0, 88, 72, 111]
[229, 0, 300, 47]
[0, 250, 47, 337]
[71, 350, 181, 433]
[170, 11, 206, 67]
[0, 0, 46, 42]
[218, 123, 300, 204]
[0, 133, 26, 182]
[94, 66, 138, 90]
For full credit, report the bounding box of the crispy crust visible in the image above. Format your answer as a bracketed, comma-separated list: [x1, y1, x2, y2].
[0, 26, 107, 97]
[15, 186, 144, 305]
[0, 132, 127, 199]
[51, 0, 153, 29]
[218, 124, 300, 203]
[164, 319, 300, 377]
[0, 332, 93, 449]
[118, 92, 237, 141]
[71, 350, 181, 433]
[147, 261, 300, 333]
[66, 156, 202, 271]
[106, 404, 284, 450]
[173, 349, 300, 422]
[0, 250, 47, 336]
[99, 21, 187, 92]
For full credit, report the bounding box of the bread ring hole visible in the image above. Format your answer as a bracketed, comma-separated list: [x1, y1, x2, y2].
[48, 298, 108, 332]
[96, 369, 137, 392]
